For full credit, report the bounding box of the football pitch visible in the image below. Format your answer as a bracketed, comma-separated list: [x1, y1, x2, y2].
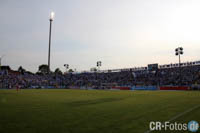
[0, 89, 199, 133]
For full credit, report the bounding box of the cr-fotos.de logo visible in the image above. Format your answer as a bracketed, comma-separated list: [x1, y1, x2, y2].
[149, 120, 199, 132]
[188, 121, 199, 132]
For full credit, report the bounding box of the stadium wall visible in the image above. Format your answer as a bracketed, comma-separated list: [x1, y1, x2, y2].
[159, 86, 189, 90]
[131, 86, 158, 90]
[191, 84, 200, 90]
[65, 85, 191, 91]
[111, 86, 131, 90]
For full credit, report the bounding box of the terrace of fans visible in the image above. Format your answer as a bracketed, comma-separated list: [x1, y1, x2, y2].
[0, 60, 200, 90]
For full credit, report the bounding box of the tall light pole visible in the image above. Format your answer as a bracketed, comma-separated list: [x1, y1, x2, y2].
[64, 64, 69, 73]
[0, 57, 2, 67]
[48, 12, 55, 74]
[175, 47, 183, 85]
[175, 47, 183, 67]
[97, 61, 102, 71]
[0, 55, 5, 67]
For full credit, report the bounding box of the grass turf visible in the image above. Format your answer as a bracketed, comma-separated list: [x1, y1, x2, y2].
[0, 89, 200, 133]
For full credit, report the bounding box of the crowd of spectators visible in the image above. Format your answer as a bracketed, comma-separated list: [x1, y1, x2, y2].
[0, 64, 200, 89]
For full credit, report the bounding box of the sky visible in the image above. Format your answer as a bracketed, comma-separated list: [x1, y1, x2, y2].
[1, 0, 200, 72]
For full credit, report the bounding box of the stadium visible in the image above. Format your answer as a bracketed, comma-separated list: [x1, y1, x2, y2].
[1, 1, 200, 133]
[1, 60, 200, 90]
[1, 56, 200, 133]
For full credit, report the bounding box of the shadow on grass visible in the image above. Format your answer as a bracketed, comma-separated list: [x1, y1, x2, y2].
[68, 97, 126, 107]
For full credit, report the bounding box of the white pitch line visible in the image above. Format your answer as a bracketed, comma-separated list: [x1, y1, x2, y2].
[144, 104, 200, 133]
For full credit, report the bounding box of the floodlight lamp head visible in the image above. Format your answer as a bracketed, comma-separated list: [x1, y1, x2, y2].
[50, 12, 55, 21]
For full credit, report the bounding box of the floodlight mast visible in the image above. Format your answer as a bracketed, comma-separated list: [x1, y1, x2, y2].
[175, 47, 184, 85]
[0, 55, 5, 67]
[97, 61, 102, 71]
[64, 64, 69, 73]
[0, 57, 1, 67]
[48, 12, 55, 74]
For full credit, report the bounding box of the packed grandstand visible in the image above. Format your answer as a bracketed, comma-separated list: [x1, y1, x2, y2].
[0, 60, 200, 90]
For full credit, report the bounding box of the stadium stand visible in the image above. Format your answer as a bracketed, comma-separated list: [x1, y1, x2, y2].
[0, 61, 200, 90]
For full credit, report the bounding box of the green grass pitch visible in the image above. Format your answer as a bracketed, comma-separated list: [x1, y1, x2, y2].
[0, 89, 200, 133]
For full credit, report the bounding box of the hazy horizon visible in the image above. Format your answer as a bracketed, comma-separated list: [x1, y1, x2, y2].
[1, 0, 200, 72]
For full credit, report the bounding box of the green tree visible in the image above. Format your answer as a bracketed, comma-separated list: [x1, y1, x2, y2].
[68, 69, 74, 73]
[55, 68, 62, 75]
[18, 66, 26, 74]
[90, 67, 97, 72]
[38, 64, 49, 74]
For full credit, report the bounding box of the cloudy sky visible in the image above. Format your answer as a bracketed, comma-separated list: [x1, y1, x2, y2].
[1, 0, 200, 72]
